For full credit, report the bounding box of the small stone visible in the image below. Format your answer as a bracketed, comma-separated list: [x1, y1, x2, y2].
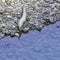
[55, 0, 60, 3]
[23, 27, 30, 32]
[15, 33, 19, 37]
[0, 6, 6, 14]
[44, 0, 55, 3]
[0, 33, 4, 38]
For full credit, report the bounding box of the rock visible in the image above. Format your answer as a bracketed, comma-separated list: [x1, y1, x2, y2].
[0, 6, 6, 14]
[15, 33, 19, 37]
[55, 0, 60, 3]
[22, 27, 30, 32]
[5, 0, 14, 6]
[44, 0, 55, 3]
[0, 33, 4, 38]
[55, 3, 60, 10]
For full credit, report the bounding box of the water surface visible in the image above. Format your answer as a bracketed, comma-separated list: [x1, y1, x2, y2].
[0, 21, 60, 60]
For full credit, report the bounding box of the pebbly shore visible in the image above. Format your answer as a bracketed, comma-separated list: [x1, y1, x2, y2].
[0, 0, 60, 39]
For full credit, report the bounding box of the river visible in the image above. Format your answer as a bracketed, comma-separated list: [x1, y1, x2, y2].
[0, 21, 60, 60]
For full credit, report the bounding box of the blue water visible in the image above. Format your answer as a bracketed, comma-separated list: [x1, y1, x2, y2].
[0, 21, 60, 60]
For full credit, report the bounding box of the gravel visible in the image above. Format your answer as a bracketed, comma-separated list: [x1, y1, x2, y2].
[0, 0, 60, 39]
